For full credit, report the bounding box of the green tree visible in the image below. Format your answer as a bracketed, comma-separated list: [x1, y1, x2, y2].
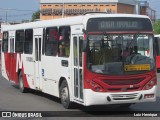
[31, 10, 40, 22]
[153, 19, 160, 34]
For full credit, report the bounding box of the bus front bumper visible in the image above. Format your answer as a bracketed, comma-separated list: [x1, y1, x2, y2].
[84, 85, 157, 106]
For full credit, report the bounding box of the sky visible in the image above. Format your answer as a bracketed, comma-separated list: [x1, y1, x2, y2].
[0, 0, 159, 23]
[0, 0, 40, 22]
[148, 0, 160, 19]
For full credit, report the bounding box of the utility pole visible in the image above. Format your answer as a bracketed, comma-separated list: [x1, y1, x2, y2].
[0, 8, 9, 24]
[6, 10, 8, 24]
[62, 0, 64, 18]
[5, 8, 10, 24]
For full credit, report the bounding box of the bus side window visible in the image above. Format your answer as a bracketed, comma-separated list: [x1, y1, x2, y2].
[2, 32, 8, 52]
[15, 30, 24, 53]
[58, 26, 71, 57]
[45, 27, 58, 56]
[24, 29, 33, 54]
[42, 29, 45, 55]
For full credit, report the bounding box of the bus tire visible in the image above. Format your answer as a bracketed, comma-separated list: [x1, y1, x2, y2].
[19, 71, 27, 93]
[60, 80, 73, 109]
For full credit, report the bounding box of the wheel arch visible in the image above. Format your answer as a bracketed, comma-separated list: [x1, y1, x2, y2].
[58, 77, 72, 98]
[58, 77, 67, 96]
[18, 69, 22, 77]
[17, 69, 22, 84]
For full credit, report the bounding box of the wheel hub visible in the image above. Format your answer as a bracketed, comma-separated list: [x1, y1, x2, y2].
[61, 87, 68, 103]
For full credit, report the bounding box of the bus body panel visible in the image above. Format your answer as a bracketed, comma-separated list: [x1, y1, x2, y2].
[1, 52, 9, 81]
[8, 31, 16, 82]
[41, 56, 70, 97]
[84, 86, 157, 106]
[23, 53, 35, 89]
[156, 56, 160, 70]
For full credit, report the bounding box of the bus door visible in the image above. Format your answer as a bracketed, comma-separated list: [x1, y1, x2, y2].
[9, 36, 15, 81]
[73, 35, 84, 102]
[34, 36, 42, 90]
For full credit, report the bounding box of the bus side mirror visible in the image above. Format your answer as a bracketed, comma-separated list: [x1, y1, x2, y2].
[82, 40, 87, 52]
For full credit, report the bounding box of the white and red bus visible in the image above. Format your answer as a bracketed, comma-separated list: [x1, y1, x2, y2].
[154, 34, 160, 72]
[1, 13, 157, 109]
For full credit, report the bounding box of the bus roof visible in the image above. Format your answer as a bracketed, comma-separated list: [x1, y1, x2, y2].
[2, 13, 151, 31]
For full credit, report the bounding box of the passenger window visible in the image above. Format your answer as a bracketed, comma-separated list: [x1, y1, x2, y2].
[10, 38, 14, 53]
[58, 26, 71, 57]
[2, 32, 8, 52]
[15, 30, 24, 53]
[42, 29, 45, 55]
[73, 37, 78, 66]
[24, 29, 33, 54]
[45, 27, 58, 56]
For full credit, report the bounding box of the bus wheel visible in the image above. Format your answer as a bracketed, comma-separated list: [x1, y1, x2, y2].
[19, 71, 27, 93]
[60, 80, 73, 109]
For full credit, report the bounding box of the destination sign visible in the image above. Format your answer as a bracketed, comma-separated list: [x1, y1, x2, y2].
[87, 17, 152, 32]
[99, 21, 140, 30]
[124, 64, 150, 71]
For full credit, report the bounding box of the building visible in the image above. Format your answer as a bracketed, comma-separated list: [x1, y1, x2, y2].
[40, 0, 140, 20]
[40, 0, 156, 21]
[138, 0, 156, 22]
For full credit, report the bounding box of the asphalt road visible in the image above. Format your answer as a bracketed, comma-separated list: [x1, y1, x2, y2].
[0, 72, 160, 119]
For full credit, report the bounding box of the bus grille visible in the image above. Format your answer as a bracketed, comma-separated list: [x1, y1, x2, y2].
[111, 93, 138, 101]
[102, 78, 144, 85]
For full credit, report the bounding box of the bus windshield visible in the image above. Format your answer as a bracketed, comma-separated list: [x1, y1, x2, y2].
[87, 34, 155, 75]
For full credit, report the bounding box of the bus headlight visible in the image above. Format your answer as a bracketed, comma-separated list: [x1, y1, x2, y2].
[87, 80, 105, 92]
[143, 77, 157, 90]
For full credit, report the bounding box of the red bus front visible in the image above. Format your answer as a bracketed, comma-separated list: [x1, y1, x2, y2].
[83, 17, 157, 106]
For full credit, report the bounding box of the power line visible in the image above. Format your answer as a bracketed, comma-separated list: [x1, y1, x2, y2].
[0, 8, 38, 23]
[0, 12, 34, 18]
[0, 8, 36, 12]
[148, 0, 160, 2]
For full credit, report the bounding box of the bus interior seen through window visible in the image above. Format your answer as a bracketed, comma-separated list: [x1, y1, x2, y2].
[15, 30, 24, 53]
